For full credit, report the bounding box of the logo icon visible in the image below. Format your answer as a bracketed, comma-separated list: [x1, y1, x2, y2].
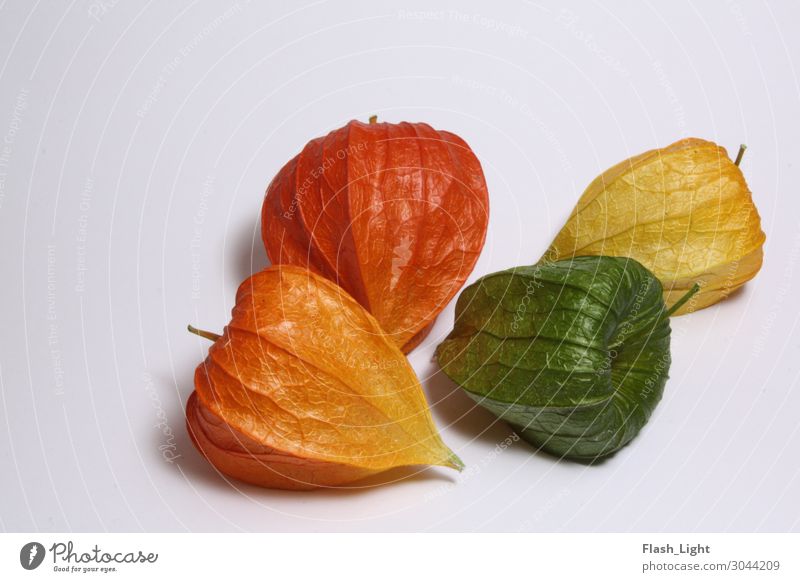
[20, 542, 45, 570]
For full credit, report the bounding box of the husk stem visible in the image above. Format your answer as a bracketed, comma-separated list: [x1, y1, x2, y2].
[734, 144, 747, 166]
[664, 283, 701, 318]
[187, 324, 221, 342]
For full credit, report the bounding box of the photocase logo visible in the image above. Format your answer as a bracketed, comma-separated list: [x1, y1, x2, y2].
[20, 542, 45, 570]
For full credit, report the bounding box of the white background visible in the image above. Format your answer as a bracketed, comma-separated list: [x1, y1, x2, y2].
[1, 0, 798, 532]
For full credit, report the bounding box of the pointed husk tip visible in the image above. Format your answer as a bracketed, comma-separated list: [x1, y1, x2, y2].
[445, 450, 465, 472]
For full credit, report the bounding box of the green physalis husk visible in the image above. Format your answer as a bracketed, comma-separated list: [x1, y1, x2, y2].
[436, 256, 697, 461]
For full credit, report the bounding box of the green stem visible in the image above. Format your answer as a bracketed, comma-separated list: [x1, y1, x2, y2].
[447, 451, 465, 472]
[734, 144, 747, 166]
[187, 324, 221, 342]
[664, 283, 701, 318]
[368, 115, 378, 124]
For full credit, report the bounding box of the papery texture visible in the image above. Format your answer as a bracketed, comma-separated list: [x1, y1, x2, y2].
[187, 265, 461, 490]
[436, 256, 671, 461]
[262, 119, 490, 351]
[543, 139, 765, 314]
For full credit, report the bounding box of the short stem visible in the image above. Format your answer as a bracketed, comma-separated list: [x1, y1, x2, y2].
[368, 115, 378, 124]
[664, 283, 701, 318]
[187, 324, 221, 342]
[734, 144, 747, 166]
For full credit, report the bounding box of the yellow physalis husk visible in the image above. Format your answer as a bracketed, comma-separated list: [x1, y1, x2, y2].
[543, 138, 766, 314]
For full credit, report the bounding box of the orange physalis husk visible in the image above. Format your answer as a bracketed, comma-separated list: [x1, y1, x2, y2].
[261, 118, 490, 352]
[186, 265, 463, 491]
